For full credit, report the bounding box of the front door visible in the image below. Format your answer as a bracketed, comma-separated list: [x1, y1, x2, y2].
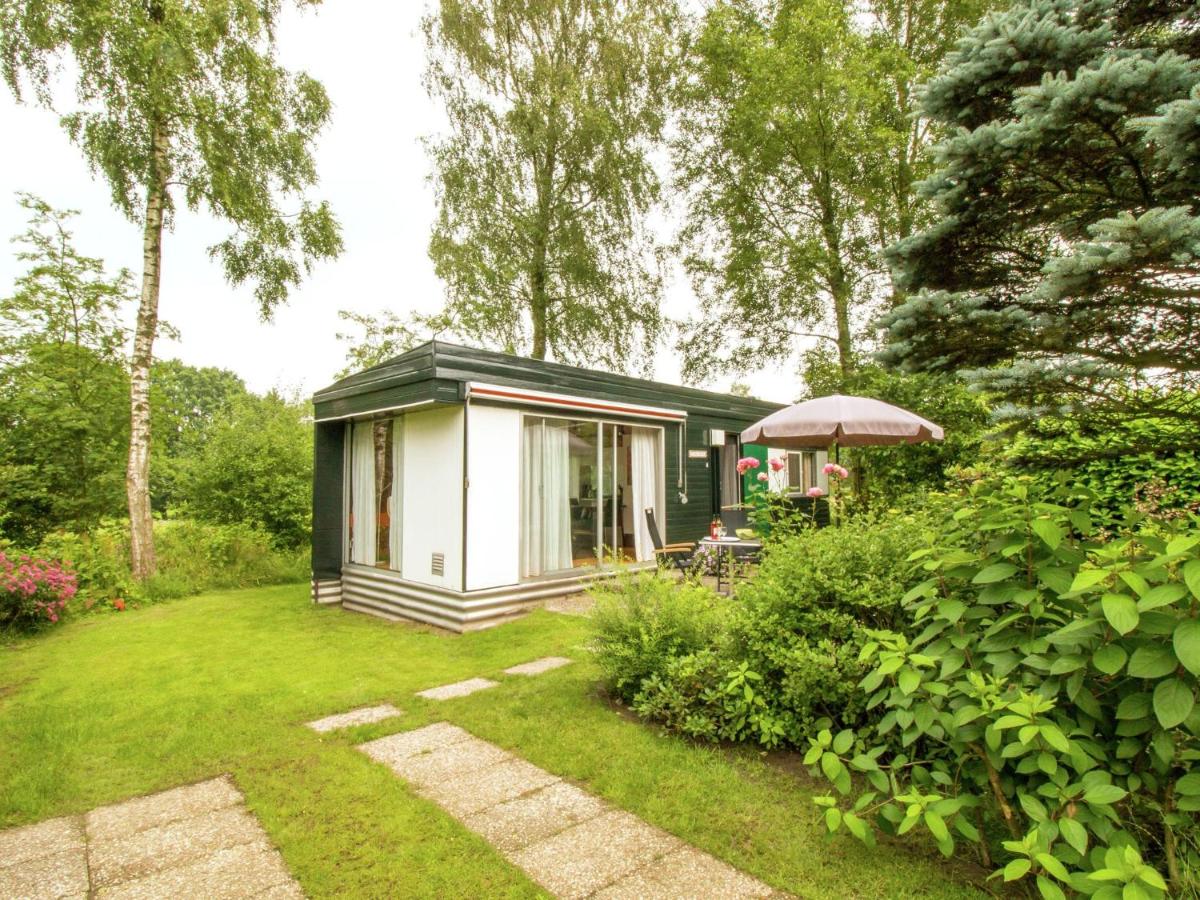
[712, 435, 741, 514]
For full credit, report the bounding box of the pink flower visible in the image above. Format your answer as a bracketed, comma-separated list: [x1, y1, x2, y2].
[736, 457, 761, 475]
[757, 472, 769, 482]
[768, 457, 786, 472]
[838, 465, 850, 479]
[807, 486, 825, 498]
[823, 462, 836, 475]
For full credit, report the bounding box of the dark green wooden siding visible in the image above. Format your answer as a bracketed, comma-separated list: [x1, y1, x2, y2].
[312, 420, 345, 579]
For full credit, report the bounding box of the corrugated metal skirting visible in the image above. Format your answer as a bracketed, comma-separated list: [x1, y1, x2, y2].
[338, 564, 641, 632]
[311, 578, 343, 605]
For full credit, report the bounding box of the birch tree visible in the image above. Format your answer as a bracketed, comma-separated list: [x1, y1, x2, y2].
[422, 0, 677, 369]
[1, 0, 342, 578]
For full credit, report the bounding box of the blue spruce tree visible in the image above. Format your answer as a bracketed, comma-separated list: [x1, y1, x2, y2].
[879, 0, 1200, 429]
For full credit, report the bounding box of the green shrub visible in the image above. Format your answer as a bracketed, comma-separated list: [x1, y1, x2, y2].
[808, 478, 1200, 898]
[591, 511, 934, 747]
[1005, 413, 1200, 525]
[177, 392, 313, 547]
[17, 519, 307, 614]
[34, 523, 133, 608]
[591, 573, 731, 702]
[740, 509, 935, 633]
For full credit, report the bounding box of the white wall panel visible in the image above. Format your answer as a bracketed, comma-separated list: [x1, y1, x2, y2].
[465, 405, 521, 590]
[400, 406, 464, 590]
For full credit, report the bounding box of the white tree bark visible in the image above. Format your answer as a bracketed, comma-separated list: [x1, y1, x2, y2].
[126, 118, 169, 580]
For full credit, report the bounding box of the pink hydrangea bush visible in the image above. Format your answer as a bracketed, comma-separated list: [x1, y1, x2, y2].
[0, 551, 77, 632]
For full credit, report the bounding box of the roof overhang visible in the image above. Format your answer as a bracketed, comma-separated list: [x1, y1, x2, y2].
[314, 398, 438, 423]
[466, 382, 687, 422]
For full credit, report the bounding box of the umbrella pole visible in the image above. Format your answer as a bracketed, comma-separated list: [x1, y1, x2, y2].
[831, 442, 840, 527]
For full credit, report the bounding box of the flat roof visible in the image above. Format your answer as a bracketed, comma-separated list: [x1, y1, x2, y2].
[312, 340, 784, 425]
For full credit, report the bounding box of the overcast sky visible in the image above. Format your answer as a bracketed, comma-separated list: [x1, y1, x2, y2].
[0, 2, 804, 405]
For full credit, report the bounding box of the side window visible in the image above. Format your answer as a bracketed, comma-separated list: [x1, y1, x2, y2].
[786, 451, 818, 492]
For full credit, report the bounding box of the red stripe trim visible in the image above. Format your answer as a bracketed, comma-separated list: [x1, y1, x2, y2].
[469, 386, 686, 420]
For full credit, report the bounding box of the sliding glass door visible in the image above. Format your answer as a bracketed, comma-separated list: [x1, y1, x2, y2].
[522, 415, 661, 578]
[347, 418, 402, 570]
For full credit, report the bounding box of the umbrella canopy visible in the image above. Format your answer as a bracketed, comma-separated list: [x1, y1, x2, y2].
[740, 394, 944, 449]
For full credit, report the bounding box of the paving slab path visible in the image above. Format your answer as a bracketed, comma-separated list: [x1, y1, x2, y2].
[416, 677, 499, 701]
[359, 723, 779, 899]
[306, 703, 403, 733]
[503, 656, 573, 676]
[0, 777, 302, 900]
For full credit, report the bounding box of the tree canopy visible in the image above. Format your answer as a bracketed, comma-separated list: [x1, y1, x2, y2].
[0, 196, 132, 541]
[422, 0, 676, 370]
[879, 0, 1200, 426]
[674, 0, 987, 383]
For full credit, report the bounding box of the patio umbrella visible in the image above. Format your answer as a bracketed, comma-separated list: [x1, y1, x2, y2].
[740, 394, 944, 450]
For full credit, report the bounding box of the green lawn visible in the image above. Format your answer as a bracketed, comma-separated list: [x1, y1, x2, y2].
[0, 584, 984, 898]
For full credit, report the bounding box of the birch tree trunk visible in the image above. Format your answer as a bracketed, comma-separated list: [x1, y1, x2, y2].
[126, 119, 169, 580]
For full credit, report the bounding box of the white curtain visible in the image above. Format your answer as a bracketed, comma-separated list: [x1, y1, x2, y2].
[350, 420, 377, 566]
[630, 427, 661, 561]
[388, 418, 403, 572]
[522, 420, 572, 576]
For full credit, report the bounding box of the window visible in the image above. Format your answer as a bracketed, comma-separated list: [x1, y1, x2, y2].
[521, 416, 661, 577]
[786, 451, 819, 493]
[347, 418, 401, 569]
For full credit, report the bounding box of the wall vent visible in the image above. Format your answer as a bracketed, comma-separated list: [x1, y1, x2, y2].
[431, 552, 445, 576]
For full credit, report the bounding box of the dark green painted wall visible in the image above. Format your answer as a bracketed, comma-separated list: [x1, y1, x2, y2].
[312, 420, 345, 579]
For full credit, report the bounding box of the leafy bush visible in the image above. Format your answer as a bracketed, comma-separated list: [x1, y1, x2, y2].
[591, 573, 731, 702]
[0, 550, 77, 632]
[35, 524, 134, 609]
[1005, 413, 1200, 525]
[591, 511, 932, 747]
[808, 478, 1200, 898]
[178, 392, 313, 547]
[9, 519, 307, 616]
[150, 519, 308, 593]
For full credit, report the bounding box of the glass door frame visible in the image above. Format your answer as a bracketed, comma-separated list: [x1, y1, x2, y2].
[518, 410, 666, 580]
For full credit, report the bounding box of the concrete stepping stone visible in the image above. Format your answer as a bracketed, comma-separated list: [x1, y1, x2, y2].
[416, 677, 498, 700]
[96, 840, 298, 900]
[84, 776, 242, 844]
[306, 703, 403, 733]
[357, 723, 780, 899]
[510, 809, 683, 900]
[503, 656, 573, 676]
[0, 845, 89, 900]
[0, 814, 85, 868]
[464, 782, 608, 853]
[359, 721, 473, 765]
[419, 758, 560, 818]
[592, 846, 776, 899]
[88, 805, 268, 887]
[383, 737, 513, 789]
[0, 776, 302, 900]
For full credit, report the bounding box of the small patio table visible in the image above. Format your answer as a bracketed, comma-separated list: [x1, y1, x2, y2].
[698, 536, 762, 593]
